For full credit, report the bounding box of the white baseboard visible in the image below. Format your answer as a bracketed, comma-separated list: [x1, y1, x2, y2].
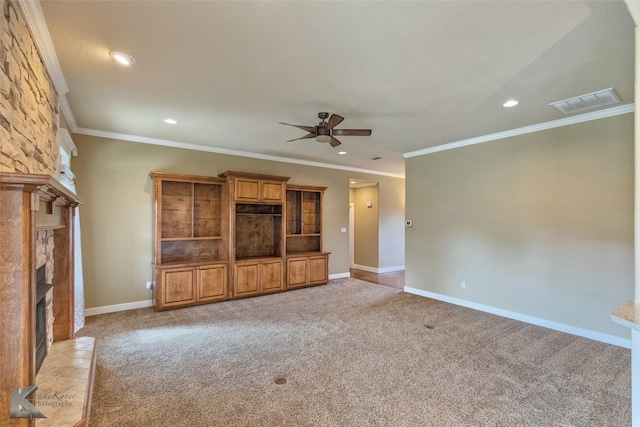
[352, 264, 405, 274]
[329, 272, 351, 279]
[404, 286, 631, 349]
[85, 300, 153, 317]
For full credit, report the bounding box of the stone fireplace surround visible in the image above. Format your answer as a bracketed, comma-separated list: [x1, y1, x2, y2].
[0, 173, 85, 426]
[36, 231, 56, 365]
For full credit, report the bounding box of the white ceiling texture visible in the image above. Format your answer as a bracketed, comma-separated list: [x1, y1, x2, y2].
[35, 0, 635, 178]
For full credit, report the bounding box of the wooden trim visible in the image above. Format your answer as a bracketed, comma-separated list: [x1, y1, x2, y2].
[0, 172, 81, 206]
[218, 170, 290, 182]
[149, 171, 225, 184]
[0, 189, 36, 427]
[73, 340, 97, 427]
[286, 251, 331, 258]
[286, 184, 327, 192]
[52, 207, 74, 341]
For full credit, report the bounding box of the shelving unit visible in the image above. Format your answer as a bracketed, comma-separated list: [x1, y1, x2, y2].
[285, 185, 330, 289]
[151, 171, 330, 309]
[151, 172, 228, 310]
[219, 171, 289, 298]
[235, 203, 283, 259]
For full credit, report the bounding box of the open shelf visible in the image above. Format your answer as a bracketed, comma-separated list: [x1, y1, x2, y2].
[161, 181, 223, 240]
[286, 187, 324, 254]
[161, 238, 225, 264]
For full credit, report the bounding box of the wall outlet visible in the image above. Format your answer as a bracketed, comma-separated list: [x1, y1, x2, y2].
[146, 281, 152, 290]
[461, 281, 466, 289]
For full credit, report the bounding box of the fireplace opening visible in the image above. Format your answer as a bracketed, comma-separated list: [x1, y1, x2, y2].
[36, 265, 52, 374]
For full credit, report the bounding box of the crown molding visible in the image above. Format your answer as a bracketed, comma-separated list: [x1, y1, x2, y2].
[623, 0, 640, 26]
[57, 128, 77, 156]
[403, 103, 635, 158]
[18, 0, 69, 95]
[58, 96, 78, 131]
[18, 1, 79, 132]
[74, 127, 406, 179]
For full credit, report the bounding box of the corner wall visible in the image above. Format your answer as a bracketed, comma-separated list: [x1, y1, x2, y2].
[405, 113, 634, 339]
[353, 185, 379, 268]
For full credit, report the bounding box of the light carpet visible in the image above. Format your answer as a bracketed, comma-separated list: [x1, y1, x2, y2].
[79, 278, 630, 426]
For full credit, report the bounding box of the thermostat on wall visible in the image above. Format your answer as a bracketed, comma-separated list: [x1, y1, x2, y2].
[405, 220, 413, 227]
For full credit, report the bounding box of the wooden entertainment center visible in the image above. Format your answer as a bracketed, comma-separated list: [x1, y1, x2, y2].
[150, 171, 330, 310]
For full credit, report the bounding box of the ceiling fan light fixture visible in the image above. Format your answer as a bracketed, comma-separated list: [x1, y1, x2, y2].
[316, 135, 331, 143]
[109, 51, 136, 65]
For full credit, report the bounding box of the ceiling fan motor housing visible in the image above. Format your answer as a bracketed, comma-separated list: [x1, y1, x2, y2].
[316, 125, 331, 143]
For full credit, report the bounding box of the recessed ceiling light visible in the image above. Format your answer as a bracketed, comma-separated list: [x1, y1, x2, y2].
[109, 51, 136, 65]
[338, 151, 347, 155]
[163, 118, 177, 124]
[503, 100, 519, 108]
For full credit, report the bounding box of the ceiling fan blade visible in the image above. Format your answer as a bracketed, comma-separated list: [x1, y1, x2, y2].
[332, 129, 372, 137]
[329, 137, 342, 147]
[279, 122, 316, 133]
[286, 133, 316, 142]
[327, 114, 344, 129]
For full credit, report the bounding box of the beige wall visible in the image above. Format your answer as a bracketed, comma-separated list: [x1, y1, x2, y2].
[405, 113, 634, 338]
[353, 185, 380, 267]
[0, 0, 59, 174]
[72, 133, 403, 308]
[379, 178, 405, 268]
[352, 180, 405, 270]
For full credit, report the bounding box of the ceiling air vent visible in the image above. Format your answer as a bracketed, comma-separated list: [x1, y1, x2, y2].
[549, 88, 621, 114]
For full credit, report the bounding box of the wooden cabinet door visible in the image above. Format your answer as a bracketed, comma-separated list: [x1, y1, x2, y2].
[287, 258, 308, 288]
[308, 255, 328, 284]
[261, 259, 284, 292]
[235, 178, 260, 202]
[261, 181, 284, 203]
[161, 268, 196, 306]
[235, 261, 260, 296]
[197, 264, 227, 302]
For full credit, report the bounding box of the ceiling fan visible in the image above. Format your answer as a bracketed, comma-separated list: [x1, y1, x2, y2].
[279, 112, 372, 147]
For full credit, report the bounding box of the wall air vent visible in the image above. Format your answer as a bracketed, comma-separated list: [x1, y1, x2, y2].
[549, 88, 621, 114]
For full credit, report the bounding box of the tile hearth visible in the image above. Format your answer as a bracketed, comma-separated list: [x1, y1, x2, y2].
[35, 337, 96, 427]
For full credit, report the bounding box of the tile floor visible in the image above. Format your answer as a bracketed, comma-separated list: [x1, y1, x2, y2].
[350, 268, 405, 290]
[35, 336, 95, 427]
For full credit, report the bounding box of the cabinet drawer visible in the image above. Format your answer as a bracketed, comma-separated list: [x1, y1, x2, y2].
[197, 264, 227, 301]
[261, 181, 284, 203]
[308, 256, 328, 284]
[161, 268, 196, 306]
[287, 258, 308, 287]
[235, 178, 260, 201]
[261, 259, 284, 292]
[235, 262, 260, 296]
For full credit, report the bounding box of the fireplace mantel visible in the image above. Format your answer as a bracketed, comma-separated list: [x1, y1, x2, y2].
[0, 172, 81, 426]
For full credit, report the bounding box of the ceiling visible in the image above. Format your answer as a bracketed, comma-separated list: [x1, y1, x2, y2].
[36, 0, 635, 178]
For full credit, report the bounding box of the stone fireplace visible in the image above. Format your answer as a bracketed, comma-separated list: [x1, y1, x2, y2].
[35, 265, 51, 374]
[0, 173, 81, 425]
[35, 230, 56, 360]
